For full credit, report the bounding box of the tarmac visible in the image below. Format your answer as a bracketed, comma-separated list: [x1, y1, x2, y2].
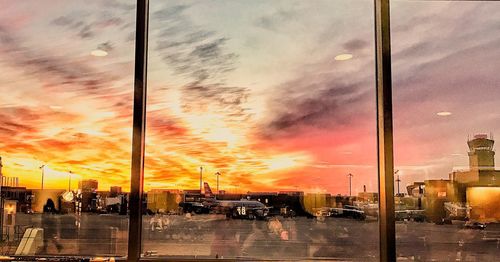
[8, 213, 500, 261]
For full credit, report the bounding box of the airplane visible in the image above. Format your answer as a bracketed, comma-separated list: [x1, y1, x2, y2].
[214, 198, 269, 219]
[181, 182, 269, 219]
[329, 206, 366, 221]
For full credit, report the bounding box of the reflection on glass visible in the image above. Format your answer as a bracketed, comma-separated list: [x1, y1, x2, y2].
[143, 0, 378, 260]
[0, 0, 134, 257]
[392, 1, 500, 261]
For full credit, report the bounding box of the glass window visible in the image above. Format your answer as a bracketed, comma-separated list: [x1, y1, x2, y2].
[392, 0, 500, 260]
[143, 0, 378, 260]
[0, 0, 135, 257]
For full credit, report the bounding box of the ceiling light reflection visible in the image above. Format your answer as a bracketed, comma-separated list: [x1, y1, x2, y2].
[49, 105, 62, 110]
[436, 111, 452, 116]
[91, 49, 108, 57]
[334, 53, 353, 61]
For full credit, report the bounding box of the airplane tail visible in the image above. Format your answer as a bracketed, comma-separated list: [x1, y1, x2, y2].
[204, 182, 213, 198]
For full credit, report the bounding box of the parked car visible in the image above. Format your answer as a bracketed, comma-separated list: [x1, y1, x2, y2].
[464, 221, 486, 230]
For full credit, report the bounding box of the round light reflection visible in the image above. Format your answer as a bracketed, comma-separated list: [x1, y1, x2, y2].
[49, 105, 62, 110]
[91, 49, 108, 57]
[436, 111, 452, 116]
[334, 53, 353, 61]
[62, 191, 74, 202]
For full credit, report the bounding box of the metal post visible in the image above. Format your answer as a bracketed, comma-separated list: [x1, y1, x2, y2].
[395, 170, 400, 195]
[215, 172, 221, 194]
[127, 0, 149, 261]
[40, 165, 45, 190]
[69, 171, 72, 191]
[199, 166, 203, 193]
[348, 173, 353, 197]
[374, 0, 396, 261]
[396, 175, 401, 195]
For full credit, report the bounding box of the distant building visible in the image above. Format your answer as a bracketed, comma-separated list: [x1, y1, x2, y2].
[247, 191, 278, 196]
[449, 134, 500, 185]
[416, 134, 500, 222]
[110, 186, 122, 197]
[357, 192, 378, 203]
[75, 180, 100, 212]
[1, 176, 19, 187]
[331, 194, 355, 208]
[79, 179, 98, 192]
[449, 134, 500, 222]
[0, 186, 32, 213]
[405, 134, 500, 222]
[77, 191, 98, 212]
[302, 193, 332, 214]
[423, 179, 463, 222]
[278, 191, 304, 196]
[246, 192, 278, 205]
[406, 182, 425, 197]
[0, 157, 26, 213]
[146, 189, 182, 213]
[182, 189, 203, 203]
[466, 186, 500, 223]
[0, 156, 20, 187]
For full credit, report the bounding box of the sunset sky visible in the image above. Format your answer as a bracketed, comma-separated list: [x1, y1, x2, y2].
[0, 0, 499, 194]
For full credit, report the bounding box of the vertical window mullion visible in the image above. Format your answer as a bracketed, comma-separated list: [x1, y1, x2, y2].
[374, 0, 396, 261]
[128, 0, 149, 261]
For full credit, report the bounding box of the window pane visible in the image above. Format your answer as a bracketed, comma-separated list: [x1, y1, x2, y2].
[0, 0, 135, 257]
[144, 0, 378, 260]
[392, 1, 500, 260]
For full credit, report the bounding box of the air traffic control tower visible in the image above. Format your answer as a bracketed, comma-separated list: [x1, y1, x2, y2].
[450, 134, 499, 185]
[468, 134, 495, 171]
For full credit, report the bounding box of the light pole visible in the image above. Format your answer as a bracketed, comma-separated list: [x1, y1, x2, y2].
[199, 166, 203, 193]
[39, 164, 46, 190]
[347, 173, 354, 197]
[68, 171, 73, 191]
[395, 170, 400, 195]
[0, 156, 4, 240]
[215, 172, 221, 195]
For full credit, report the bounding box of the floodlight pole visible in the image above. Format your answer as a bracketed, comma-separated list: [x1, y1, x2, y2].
[215, 172, 221, 194]
[200, 166, 203, 193]
[68, 171, 72, 191]
[395, 170, 401, 195]
[40, 164, 46, 190]
[348, 173, 353, 197]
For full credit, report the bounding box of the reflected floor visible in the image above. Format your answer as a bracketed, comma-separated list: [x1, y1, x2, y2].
[7, 213, 500, 261]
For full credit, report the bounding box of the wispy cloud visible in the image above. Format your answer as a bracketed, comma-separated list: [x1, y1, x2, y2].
[1, 1, 499, 193]
[152, 4, 237, 85]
